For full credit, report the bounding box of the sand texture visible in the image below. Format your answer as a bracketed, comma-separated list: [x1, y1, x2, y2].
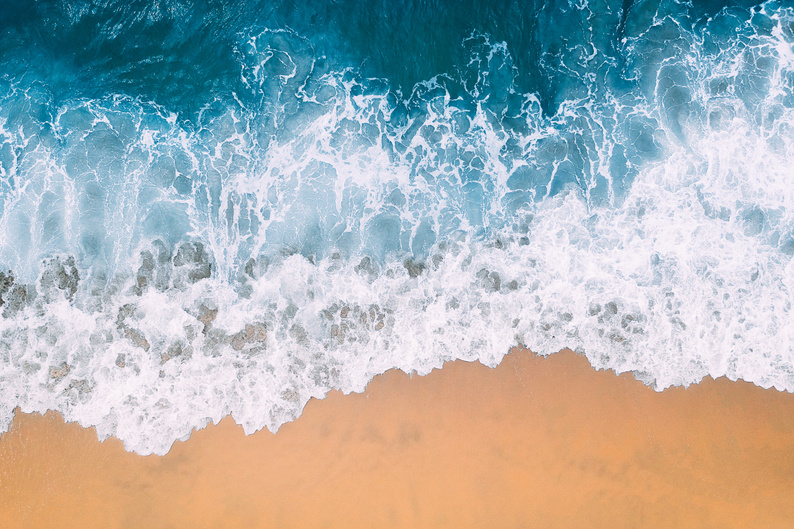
[1, 348, 793, 528]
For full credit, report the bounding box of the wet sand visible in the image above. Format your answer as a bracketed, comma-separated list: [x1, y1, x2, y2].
[1, 348, 793, 528]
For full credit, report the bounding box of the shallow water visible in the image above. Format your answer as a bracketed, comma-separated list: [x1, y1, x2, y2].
[0, 0, 793, 454]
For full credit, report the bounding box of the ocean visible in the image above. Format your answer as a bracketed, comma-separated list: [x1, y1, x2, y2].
[0, 0, 792, 455]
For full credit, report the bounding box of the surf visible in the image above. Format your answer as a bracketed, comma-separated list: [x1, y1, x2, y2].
[0, 0, 792, 455]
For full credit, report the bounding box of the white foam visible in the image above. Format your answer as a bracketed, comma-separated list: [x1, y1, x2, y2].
[0, 8, 793, 454]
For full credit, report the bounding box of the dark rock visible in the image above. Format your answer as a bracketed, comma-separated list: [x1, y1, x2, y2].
[354, 256, 378, 278]
[477, 268, 501, 292]
[230, 323, 268, 351]
[174, 241, 206, 266]
[124, 328, 150, 351]
[0, 271, 13, 307]
[172, 241, 213, 286]
[188, 263, 212, 283]
[404, 259, 425, 278]
[134, 251, 155, 295]
[161, 342, 190, 364]
[39, 256, 80, 301]
[197, 304, 218, 334]
[49, 362, 71, 380]
[2, 285, 29, 317]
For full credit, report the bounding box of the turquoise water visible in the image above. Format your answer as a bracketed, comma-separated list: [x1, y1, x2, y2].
[1, 0, 793, 454]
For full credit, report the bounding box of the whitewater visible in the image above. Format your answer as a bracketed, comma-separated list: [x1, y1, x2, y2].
[0, 0, 793, 454]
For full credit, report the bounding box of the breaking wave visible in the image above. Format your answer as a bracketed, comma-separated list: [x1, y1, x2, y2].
[1, 0, 793, 454]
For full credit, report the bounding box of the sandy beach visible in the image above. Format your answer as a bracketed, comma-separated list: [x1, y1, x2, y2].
[1, 347, 793, 528]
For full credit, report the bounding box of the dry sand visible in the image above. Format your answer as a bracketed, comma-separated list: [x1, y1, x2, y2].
[1, 348, 793, 528]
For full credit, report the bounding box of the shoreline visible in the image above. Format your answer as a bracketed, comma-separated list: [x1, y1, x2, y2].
[2, 347, 794, 527]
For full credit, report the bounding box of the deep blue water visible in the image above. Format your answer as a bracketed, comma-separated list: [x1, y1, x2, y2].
[1, 0, 793, 454]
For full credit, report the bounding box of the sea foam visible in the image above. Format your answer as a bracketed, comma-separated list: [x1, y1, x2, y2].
[0, 3, 793, 454]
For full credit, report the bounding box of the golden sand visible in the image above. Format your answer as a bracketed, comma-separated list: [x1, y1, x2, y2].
[1, 348, 793, 528]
